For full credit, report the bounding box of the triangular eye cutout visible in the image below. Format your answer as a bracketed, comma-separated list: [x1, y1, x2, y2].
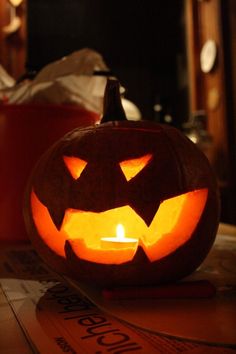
[63, 156, 87, 180]
[119, 153, 152, 181]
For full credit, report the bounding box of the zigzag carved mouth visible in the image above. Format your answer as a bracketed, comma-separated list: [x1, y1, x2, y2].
[30, 189, 208, 264]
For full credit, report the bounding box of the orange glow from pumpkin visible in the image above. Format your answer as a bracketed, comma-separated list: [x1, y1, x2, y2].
[63, 156, 87, 179]
[119, 153, 152, 181]
[30, 191, 68, 257]
[101, 224, 138, 244]
[101, 224, 138, 248]
[30, 188, 208, 264]
[116, 224, 125, 239]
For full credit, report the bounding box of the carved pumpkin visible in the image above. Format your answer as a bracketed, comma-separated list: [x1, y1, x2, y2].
[24, 80, 219, 287]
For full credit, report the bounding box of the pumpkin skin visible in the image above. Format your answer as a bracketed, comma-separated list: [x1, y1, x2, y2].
[23, 119, 219, 287]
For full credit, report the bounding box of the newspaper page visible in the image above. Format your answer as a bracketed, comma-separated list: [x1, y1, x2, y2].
[66, 232, 236, 347]
[0, 238, 235, 354]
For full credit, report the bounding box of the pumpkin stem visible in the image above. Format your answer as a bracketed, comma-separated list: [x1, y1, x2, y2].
[101, 78, 127, 123]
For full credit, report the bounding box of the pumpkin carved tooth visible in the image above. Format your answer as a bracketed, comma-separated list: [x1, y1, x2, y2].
[23, 79, 220, 286]
[47, 205, 65, 231]
[130, 200, 161, 227]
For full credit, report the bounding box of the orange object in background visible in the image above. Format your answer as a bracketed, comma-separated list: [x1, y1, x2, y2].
[0, 103, 99, 241]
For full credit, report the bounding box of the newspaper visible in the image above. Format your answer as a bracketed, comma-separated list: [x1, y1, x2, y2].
[0, 238, 235, 354]
[66, 233, 236, 347]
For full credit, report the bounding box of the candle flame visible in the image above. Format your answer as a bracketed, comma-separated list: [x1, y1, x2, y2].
[116, 224, 125, 240]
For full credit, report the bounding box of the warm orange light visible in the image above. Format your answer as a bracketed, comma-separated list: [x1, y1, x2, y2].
[63, 156, 87, 179]
[30, 191, 67, 257]
[117, 224, 125, 239]
[101, 224, 138, 244]
[119, 154, 152, 181]
[30, 188, 208, 264]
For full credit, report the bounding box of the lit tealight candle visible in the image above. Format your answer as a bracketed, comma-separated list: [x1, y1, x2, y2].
[101, 224, 138, 249]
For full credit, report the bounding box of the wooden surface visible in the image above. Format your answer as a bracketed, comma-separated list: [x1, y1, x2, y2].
[218, 222, 236, 236]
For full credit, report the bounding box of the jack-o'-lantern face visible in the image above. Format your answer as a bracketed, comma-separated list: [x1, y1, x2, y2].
[24, 79, 219, 286]
[30, 122, 208, 265]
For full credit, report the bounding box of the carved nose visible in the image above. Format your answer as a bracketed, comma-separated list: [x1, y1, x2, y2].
[70, 162, 128, 212]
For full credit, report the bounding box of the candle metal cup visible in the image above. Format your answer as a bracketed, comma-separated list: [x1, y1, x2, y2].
[101, 236, 138, 250]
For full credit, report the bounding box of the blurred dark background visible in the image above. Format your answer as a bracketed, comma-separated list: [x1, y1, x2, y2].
[26, 0, 188, 125]
[0, 0, 235, 224]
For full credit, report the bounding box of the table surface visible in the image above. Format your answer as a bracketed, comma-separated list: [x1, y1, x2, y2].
[218, 222, 236, 236]
[0, 223, 236, 354]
